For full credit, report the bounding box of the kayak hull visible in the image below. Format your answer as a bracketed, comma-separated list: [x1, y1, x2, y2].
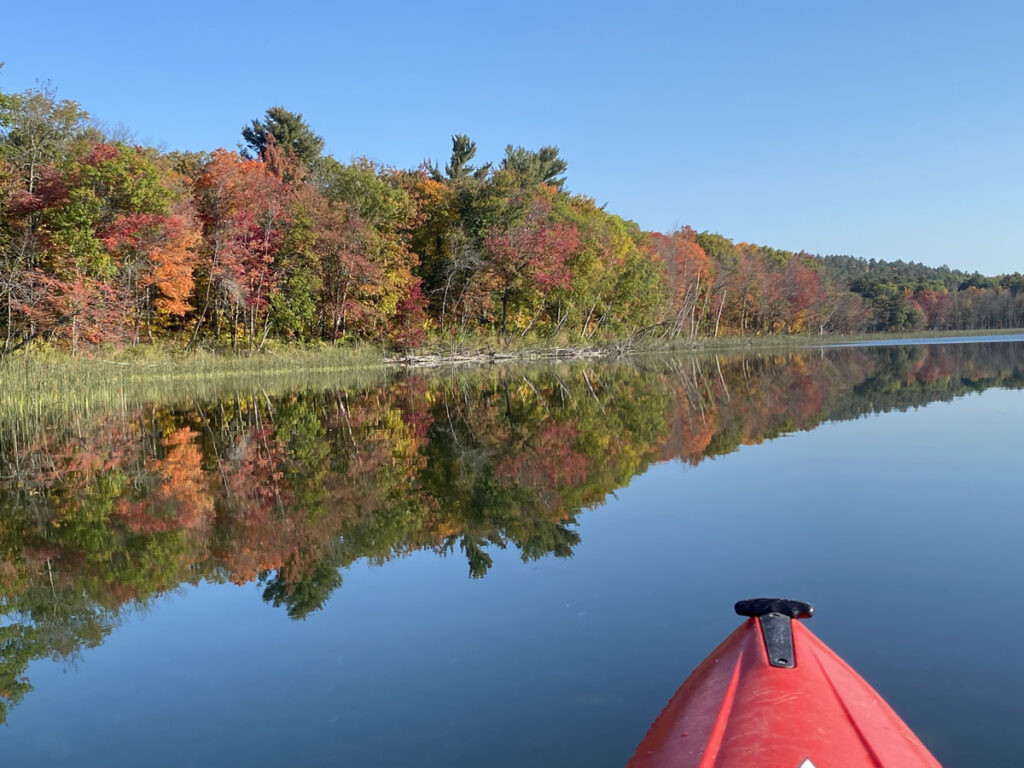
[628, 618, 942, 767]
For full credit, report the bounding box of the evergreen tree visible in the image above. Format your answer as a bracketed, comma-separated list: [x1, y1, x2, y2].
[499, 144, 568, 188]
[241, 106, 324, 167]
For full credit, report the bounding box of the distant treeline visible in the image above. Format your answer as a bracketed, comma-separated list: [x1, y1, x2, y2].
[1, 77, 1020, 354]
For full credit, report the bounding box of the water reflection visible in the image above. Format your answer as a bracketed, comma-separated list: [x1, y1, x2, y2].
[0, 342, 1021, 722]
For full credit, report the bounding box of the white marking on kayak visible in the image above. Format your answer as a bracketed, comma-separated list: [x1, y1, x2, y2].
[799, 761, 817, 768]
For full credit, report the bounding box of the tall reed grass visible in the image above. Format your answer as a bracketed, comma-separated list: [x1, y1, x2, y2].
[0, 343, 390, 428]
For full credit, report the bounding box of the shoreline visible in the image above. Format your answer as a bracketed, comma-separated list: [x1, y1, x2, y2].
[1, 329, 1020, 421]
[1, 328, 1021, 378]
[387, 328, 1024, 368]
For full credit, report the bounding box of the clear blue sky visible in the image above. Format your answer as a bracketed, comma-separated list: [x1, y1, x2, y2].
[2, 0, 1021, 274]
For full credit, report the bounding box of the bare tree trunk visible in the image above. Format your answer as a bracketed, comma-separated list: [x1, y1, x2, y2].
[581, 302, 598, 339]
[257, 313, 273, 353]
[338, 274, 352, 338]
[500, 288, 510, 335]
[441, 273, 453, 334]
[690, 270, 701, 338]
[519, 311, 540, 338]
[188, 249, 220, 351]
[4, 283, 13, 354]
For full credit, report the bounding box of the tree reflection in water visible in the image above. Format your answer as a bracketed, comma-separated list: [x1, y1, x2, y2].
[0, 342, 1022, 721]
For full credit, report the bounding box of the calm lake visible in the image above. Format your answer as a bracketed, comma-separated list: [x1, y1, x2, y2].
[1, 339, 1023, 766]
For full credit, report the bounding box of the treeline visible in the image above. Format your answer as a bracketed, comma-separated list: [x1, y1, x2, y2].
[818, 255, 1024, 331]
[0, 79, 1020, 355]
[2, 342, 1023, 719]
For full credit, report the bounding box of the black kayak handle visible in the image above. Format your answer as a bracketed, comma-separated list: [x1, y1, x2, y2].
[734, 598, 814, 669]
[735, 598, 814, 620]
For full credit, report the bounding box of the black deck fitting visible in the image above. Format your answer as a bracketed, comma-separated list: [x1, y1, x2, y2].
[734, 598, 814, 669]
[734, 598, 814, 620]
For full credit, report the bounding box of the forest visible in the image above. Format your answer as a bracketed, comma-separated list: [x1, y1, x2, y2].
[1, 78, 1021, 357]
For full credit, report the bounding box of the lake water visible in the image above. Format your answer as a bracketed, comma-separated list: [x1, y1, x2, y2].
[1, 340, 1022, 766]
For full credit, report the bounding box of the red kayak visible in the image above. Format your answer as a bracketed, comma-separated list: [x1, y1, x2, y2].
[628, 599, 942, 767]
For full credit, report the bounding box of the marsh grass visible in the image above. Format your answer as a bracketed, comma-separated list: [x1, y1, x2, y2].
[0, 343, 391, 429]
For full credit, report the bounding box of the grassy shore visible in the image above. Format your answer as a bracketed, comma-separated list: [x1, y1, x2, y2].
[0, 343, 390, 424]
[0, 329, 1020, 421]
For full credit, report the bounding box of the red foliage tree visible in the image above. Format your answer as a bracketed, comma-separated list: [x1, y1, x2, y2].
[914, 289, 956, 330]
[483, 194, 579, 333]
[102, 211, 201, 338]
[13, 270, 130, 353]
[648, 228, 712, 338]
[192, 150, 291, 348]
[389, 276, 427, 349]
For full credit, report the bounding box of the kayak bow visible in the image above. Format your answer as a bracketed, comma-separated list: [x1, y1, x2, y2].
[627, 599, 942, 767]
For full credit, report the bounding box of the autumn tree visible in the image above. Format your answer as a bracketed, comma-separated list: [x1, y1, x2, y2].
[191, 149, 291, 349]
[405, 171, 466, 331]
[311, 186, 384, 339]
[3, 137, 191, 352]
[316, 156, 424, 342]
[409, 136, 500, 334]
[648, 228, 713, 339]
[557, 201, 665, 340]
[0, 84, 91, 352]
[482, 190, 578, 334]
[0, 82, 90, 196]
[780, 252, 821, 333]
[102, 208, 200, 339]
[92, 148, 201, 340]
